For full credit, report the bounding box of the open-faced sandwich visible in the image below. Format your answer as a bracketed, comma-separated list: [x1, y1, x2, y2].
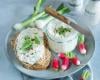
[11, 28, 51, 70]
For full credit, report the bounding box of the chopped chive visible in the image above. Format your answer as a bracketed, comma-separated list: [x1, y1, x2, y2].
[56, 26, 71, 36]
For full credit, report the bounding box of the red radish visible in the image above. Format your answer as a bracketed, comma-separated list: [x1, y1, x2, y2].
[58, 53, 66, 59]
[52, 58, 59, 71]
[61, 56, 69, 70]
[78, 34, 87, 54]
[72, 56, 80, 66]
[78, 43, 86, 54]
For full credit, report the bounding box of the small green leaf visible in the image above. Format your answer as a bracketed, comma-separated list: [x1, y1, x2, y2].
[34, 35, 41, 44]
[66, 52, 75, 58]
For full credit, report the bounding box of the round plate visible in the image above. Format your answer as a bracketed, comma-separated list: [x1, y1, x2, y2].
[5, 25, 95, 79]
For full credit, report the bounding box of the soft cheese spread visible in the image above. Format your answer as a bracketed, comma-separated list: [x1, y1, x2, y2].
[16, 28, 44, 64]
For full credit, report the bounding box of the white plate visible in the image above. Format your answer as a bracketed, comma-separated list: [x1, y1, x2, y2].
[5, 24, 95, 79]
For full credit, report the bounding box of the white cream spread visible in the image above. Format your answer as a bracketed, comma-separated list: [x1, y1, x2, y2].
[16, 28, 44, 64]
[47, 20, 77, 41]
[46, 19, 78, 53]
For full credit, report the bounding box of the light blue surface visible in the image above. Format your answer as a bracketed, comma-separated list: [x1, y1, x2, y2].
[0, 0, 100, 80]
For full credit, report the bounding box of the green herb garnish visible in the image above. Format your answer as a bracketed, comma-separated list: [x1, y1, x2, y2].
[33, 35, 41, 44]
[21, 36, 33, 51]
[21, 35, 41, 51]
[55, 26, 71, 36]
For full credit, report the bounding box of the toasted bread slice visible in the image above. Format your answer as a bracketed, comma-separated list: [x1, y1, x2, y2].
[20, 47, 51, 70]
[11, 30, 51, 70]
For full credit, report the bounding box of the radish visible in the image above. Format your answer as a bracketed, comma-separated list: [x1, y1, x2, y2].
[52, 58, 59, 71]
[78, 43, 86, 54]
[78, 34, 87, 54]
[72, 56, 80, 66]
[61, 56, 69, 70]
[58, 53, 66, 59]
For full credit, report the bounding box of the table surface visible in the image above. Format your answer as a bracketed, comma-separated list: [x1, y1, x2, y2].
[0, 0, 100, 80]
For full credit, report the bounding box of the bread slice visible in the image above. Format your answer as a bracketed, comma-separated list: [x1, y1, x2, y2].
[11, 31, 51, 70]
[20, 48, 51, 70]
